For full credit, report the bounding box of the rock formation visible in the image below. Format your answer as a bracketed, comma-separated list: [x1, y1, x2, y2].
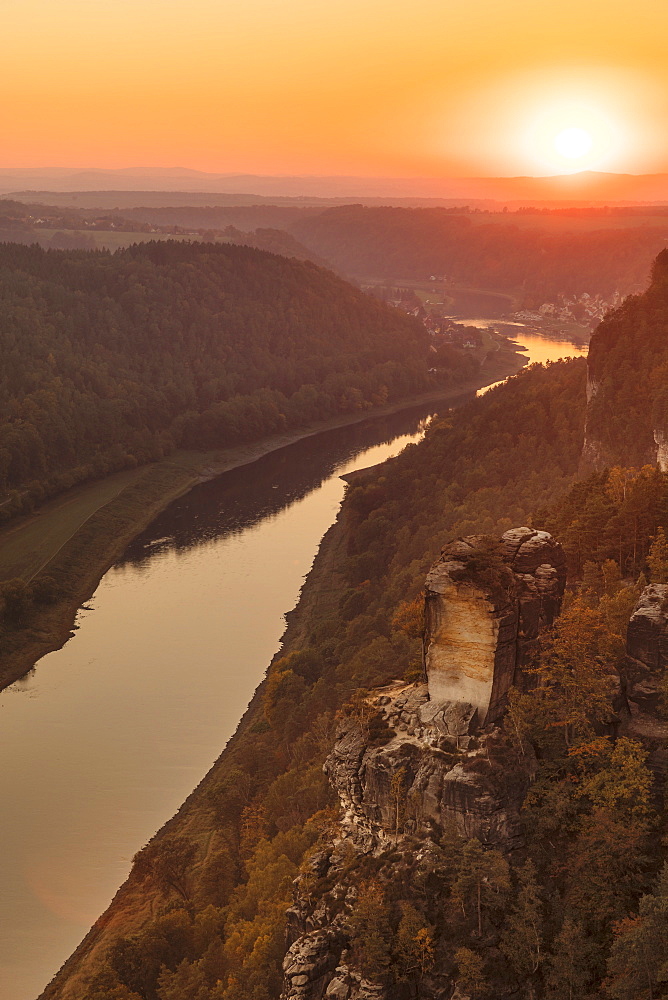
[280, 527, 565, 1000]
[625, 583, 668, 714]
[424, 527, 566, 726]
[280, 679, 536, 1000]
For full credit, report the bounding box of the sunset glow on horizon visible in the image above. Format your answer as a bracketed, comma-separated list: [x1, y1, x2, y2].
[3, 0, 668, 179]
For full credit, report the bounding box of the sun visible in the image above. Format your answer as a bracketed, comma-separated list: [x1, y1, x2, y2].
[523, 98, 621, 174]
[553, 126, 593, 160]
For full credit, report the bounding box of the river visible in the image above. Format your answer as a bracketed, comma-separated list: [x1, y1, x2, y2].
[0, 315, 587, 1000]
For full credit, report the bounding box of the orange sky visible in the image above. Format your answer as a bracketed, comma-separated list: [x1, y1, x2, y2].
[4, 0, 668, 177]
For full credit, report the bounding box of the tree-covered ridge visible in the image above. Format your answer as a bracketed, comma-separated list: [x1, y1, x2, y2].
[0, 240, 441, 509]
[289, 205, 666, 300]
[586, 249, 668, 467]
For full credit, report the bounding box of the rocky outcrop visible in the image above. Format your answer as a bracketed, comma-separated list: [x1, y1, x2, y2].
[654, 429, 668, 472]
[625, 584, 668, 713]
[281, 682, 533, 999]
[325, 682, 532, 851]
[424, 527, 566, 726]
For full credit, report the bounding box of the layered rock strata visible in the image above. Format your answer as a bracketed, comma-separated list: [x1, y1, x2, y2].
[424, 527, 566, 726]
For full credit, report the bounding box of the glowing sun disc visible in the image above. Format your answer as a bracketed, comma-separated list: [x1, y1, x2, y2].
[553, 126, 594, 159]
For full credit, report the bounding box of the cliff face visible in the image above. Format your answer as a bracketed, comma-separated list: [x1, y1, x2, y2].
[281, 682, 534, 1000]
[325, 683, 531, 852]
[424, 527, 566, 725]
[625, 583, 668, 715]
[280, 527, 564, 1000]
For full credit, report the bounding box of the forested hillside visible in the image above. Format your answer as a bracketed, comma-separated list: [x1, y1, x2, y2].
[585, 248, 668, 466]
[0, 240, 442, 513]
[289, 205, 666, 300]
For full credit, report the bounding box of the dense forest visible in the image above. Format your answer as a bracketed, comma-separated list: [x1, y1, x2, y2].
[0, 240, 451, 515]
[289, 205, 667, 301]
[0, 199, 327, 261]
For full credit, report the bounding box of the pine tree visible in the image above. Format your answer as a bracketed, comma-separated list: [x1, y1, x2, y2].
[452, 839, 511, 936]
[348, 881, 392, 980]
[500, 861, 544, 978]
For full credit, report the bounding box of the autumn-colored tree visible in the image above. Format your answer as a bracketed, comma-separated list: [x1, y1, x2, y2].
[132, 835, 197, 903]
[536, 597, 617, 746]
[454, 947, 489, 998]
[391, 595, 425, 639]
[569, 737, 654, 824]
[394, 902, 435, 982]
[239, 802, 268, 861]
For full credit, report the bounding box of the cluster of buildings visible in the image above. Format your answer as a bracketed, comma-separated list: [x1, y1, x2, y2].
[514, 290, 624, 329]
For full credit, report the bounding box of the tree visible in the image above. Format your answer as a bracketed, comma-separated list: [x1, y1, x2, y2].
[391, 595, 425, 639]
[454, 947, 489, 998]
[157, 959, 210, 1000]
[536, 598, 617, 746]
[544, 917, 595, 1000]
[348, 881, 392, 980]
[500, 861, 544, 978]
[452, 839, 511, 936]
[570, 737, 654, 825]
[647, 527, 668, 583]
[133, 835, 197, 902]
[389, 766, 408, 837]
[394, 902, 434, 983]
[605, 864, 668, 1000]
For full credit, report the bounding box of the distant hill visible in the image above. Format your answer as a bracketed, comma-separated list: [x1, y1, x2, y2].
[288, 204, 668, 299]
[4, 166, 668, 205]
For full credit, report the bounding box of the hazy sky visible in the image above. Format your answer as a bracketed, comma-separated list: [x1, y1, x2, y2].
[5, 0, 668, 177]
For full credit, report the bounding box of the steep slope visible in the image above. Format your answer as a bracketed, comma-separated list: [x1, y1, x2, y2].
[583, 248, 668, 469]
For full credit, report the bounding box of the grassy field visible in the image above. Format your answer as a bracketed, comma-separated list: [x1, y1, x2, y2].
[0, 468, 145, 583]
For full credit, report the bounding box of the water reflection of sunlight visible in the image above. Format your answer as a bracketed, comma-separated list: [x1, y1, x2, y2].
[476, 325, 588, 397]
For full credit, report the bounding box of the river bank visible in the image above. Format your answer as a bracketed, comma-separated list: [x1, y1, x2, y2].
[0, 342, 525, 692]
